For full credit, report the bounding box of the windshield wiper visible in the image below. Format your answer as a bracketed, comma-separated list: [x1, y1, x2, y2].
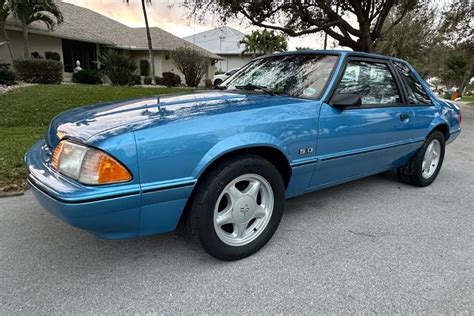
[235, 84, 276, 96]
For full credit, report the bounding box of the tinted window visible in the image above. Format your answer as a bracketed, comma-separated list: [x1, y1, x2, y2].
[336, 61, 401, 106]
[225, 54, 338, 99]
[394, 61, 431, 104]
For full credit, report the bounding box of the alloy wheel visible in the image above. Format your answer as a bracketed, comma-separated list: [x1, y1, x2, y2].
[213, 174, 274, 246]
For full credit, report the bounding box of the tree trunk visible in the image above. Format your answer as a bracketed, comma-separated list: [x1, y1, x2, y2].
[22, 23, 29, 58]
[141, 0, 156, 85]
[0, 22, 14, 61]
[357, 21, 373, 52]
[459, 76, 467, 96]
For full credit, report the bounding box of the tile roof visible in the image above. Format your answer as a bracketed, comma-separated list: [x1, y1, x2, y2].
[5, 1, 221, 59]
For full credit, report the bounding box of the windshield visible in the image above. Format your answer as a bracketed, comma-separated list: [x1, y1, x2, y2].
[223, 54, 339, 99]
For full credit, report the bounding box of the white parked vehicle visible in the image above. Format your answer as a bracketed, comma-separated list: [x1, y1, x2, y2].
[212, 68, 240, 87]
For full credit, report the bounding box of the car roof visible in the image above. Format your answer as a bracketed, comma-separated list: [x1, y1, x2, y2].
[257, 50, 406, 63]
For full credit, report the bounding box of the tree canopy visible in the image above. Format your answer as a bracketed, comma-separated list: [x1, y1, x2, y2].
[187, 0, 422, 52]
[375, 0, 473, 92]
[375, 2, 441, 76]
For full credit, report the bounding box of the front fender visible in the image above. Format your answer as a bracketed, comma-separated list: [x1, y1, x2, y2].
[191, 132, 291, 178]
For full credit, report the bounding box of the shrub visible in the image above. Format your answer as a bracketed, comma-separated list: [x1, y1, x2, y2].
[139, 59, 150, 76]
[99, 50, 137, 85]
[72, 69, 102, 85]
[0, 69, 16, 86]
[45, 51, 61, 61]
[143, 76, 152, 85]
[172, 46, 209, 87]
[156, 72, 181, 87]
[205, 79, 212, 88]
[13, 58, 63, 84]
[129, 74, 141, 86]
[31, 51, 42, 59]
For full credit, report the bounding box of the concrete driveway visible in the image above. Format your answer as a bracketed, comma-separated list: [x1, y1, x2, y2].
[1, 105, 473, 314]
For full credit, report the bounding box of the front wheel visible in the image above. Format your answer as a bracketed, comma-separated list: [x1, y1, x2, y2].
[398, 130, 446, 187]
[213, 79, 223, 87]
[188, 155, 285, 261]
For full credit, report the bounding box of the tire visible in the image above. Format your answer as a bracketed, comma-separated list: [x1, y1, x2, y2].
[398, 130, 445, 187]
[187, 155, 285, 261]
[213, 79, 223, 87]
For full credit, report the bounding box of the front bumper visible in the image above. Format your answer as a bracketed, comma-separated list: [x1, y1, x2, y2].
[28, 178, 141, 239]
[25, 140, 192, 239]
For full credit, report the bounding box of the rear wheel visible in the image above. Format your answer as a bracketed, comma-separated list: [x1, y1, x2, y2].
[188, 155, 285, 260]
[398, 130, 445, 187]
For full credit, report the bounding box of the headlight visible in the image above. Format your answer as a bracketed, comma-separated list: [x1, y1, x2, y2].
[51, 140, 132, 185]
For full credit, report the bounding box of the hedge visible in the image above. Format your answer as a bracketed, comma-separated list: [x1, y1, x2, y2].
[157, 72, 181, 87]
[0, 63, 15, 86]
[13, 58, 63, 84]
[72, 69, 102, 85]
[45, 51, 61, 61]
[129, 74, 141, 86]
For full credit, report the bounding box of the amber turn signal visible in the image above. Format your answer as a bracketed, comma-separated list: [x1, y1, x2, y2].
[80, 149, 132, 184]
[51, 140, 132, 185]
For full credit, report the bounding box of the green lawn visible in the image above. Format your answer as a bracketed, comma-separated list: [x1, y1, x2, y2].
[0, 84, 188, 189]
[461, 95, 474, 106]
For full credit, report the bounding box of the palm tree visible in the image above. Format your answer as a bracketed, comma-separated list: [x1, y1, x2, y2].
[239, 31, 260, 58]
[125, 0, 156, 85]
[259, 29, 287, 55]
[11, 0, 63, 58]
[239, 30, 288, 58]
[0, 0, 14, 61]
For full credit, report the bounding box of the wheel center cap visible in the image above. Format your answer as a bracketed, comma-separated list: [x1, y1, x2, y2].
[232, 196, 256, 223]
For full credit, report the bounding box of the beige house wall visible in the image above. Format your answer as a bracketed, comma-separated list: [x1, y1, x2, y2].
[0, 30, 63, 64]
[0, 30, 217, 87]
[128, 50, 216, 87]
[128, 50, 164, 77]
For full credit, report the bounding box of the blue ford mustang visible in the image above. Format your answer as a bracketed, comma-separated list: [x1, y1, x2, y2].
[25, 51, 462, 260]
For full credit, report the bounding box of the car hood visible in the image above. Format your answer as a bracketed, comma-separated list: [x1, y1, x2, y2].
[213, 74, 227, 80]
[46, 91, 309, 146]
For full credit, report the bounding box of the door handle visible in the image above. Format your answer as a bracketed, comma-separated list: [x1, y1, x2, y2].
[400, 113, 410, 121]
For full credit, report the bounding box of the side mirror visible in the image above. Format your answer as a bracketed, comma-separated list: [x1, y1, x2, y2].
[330, 93, 362, 108]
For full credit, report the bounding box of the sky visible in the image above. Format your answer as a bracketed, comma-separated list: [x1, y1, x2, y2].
[62, 0, 334, 50]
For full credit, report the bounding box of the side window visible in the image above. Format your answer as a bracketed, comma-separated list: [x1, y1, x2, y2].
[394, 61, 432, 105]
[336, 60, 401, 106]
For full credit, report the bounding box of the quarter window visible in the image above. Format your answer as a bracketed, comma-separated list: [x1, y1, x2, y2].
[336, 61, 401, 106]
[394, 61, 431, 105]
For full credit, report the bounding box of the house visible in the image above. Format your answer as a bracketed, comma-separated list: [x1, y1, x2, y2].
[0, 1, 221, 84]
[183, 26, 253, 72]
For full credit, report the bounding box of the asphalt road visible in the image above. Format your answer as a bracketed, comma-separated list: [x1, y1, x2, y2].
[1, 105, 473, 314]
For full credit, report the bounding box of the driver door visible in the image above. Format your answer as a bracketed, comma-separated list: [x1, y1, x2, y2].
[308, 58, 415, 189]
